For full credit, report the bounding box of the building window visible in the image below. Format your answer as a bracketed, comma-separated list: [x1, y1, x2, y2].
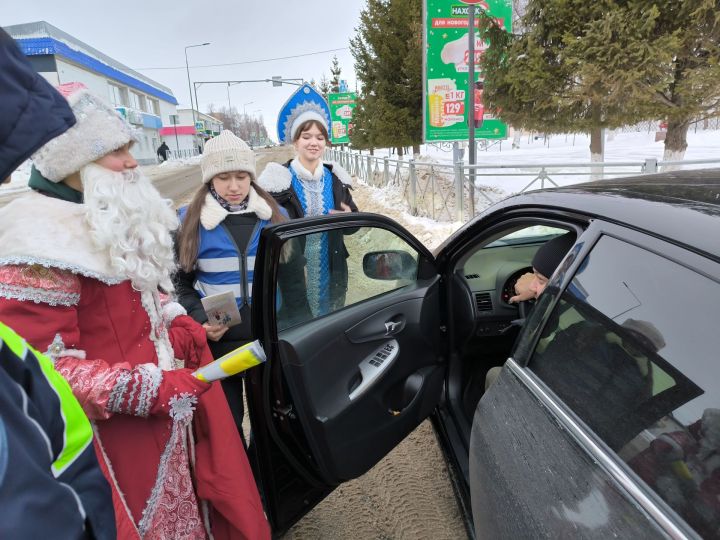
[108, 83, 127, 107]
[129, 91, 146, 112]
[148, 98, 160, 116]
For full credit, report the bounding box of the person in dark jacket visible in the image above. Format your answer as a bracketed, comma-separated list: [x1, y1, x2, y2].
[257, 118, 358, 315]
[156, 140, 170, 162]
[0, 28, 76, 182]
[174, 130, 309, 435]
[0, 27, 115, 539]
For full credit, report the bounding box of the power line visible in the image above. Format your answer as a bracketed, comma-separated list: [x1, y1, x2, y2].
[135, 47, 349, 71]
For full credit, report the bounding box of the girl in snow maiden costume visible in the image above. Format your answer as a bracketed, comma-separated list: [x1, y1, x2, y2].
[174, 130, 309, 437]
[257, 84, 358, 316]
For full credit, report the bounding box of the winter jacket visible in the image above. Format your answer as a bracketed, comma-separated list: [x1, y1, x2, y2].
[0, 322, 116, 539]
[175, 190, 309, 359]
[257, 160, 358, 309]
[0, 28, 76, 180]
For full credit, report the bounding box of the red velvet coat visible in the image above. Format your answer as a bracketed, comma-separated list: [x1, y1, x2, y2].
[0, 269, 269, 540]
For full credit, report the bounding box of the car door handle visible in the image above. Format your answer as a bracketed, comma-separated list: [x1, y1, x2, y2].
[385, 321, 401, 335]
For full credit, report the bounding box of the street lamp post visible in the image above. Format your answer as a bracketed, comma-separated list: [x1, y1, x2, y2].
[243, 101, 254, 116]
[185, 42, 210, 151]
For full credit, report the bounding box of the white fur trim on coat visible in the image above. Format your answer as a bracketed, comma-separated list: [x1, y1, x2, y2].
[0, 191, 124, 284]
[257, 162, 292, 194]
[326, 161, 353, 186]
[161, 301, 187, 326]
[200, 187, 272, 230]
[257, 160, 352, 194]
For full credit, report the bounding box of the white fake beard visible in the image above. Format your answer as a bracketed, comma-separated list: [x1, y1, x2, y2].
[81, 163, 179, 293]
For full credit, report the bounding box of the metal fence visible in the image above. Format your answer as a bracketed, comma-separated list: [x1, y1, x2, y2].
[326, 148, 720, 223]
[167, 149, 200, 160]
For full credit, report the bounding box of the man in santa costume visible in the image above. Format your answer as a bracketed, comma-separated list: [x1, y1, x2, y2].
[0, 83, 269, 540]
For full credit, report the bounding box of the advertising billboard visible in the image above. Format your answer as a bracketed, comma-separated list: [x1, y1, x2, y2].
[424, 0, 512, 142]
[328, 92, 357, 144]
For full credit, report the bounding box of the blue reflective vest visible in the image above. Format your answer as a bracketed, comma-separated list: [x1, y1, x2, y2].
[178, 207, 269, 309]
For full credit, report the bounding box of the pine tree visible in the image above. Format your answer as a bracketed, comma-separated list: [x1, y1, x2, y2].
[318, 75, 331, 100]
[350, 0, 423, 155]
[481, 0, 720, 162]
[330, 55, 342, 93]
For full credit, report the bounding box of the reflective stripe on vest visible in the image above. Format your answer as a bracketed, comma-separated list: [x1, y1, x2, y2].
[0, 323, 93, 477]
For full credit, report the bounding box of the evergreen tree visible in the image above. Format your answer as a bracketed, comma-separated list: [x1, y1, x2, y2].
[330, 55, 342, 93]
[318, 74, 331, 100]
[481, 0, 720, 161]
[350, 0, 423, 155]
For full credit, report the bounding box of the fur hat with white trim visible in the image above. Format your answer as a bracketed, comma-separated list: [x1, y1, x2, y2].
[31, 82, 138, 182]
[201, 130, 256, 183]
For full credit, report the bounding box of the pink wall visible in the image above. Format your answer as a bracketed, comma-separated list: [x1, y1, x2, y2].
[159, 126, 196, 136]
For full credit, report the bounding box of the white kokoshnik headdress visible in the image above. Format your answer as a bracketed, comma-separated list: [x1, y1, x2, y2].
[276, 83, 331, 144]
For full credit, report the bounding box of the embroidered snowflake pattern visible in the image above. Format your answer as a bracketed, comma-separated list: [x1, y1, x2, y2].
[45, 333, 66, 362]
[168, 393, 198, 422]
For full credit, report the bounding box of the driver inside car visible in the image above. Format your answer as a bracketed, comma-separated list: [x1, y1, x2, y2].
[484, 231, 577, 390]
[508, 231, 577, 304]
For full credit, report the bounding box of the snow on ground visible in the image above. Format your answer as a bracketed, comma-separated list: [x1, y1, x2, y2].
[353, 175, 462, 251]
[367, 130, 720, 195]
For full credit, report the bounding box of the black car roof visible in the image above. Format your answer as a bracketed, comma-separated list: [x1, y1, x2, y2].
[458, 169, 720, 261]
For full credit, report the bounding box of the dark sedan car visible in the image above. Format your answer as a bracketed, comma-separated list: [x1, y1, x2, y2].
[244, 169, 720, 539]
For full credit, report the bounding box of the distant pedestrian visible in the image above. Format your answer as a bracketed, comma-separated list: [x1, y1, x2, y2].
[156, 140, 170, 162]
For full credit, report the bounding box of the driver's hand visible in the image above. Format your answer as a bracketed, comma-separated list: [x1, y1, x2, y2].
[509, 272, 535, 303]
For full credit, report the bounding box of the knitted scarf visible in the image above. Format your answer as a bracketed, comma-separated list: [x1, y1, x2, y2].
[208, 182, 249, 212]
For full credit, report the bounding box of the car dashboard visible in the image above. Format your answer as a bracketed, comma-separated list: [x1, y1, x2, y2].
[456, 242, 544, 337]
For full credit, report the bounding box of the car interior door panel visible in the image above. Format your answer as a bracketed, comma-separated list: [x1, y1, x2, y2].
[248, 215, 446, 532]
[275, 279, 443, 483]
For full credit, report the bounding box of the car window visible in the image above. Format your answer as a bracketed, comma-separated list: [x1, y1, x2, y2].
[527, 235, 720, 538]
[484, 225, 568, 248]
[275, 226, 420, 331]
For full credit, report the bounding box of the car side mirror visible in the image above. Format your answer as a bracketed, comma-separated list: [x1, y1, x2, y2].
[363, 250, 416, 280]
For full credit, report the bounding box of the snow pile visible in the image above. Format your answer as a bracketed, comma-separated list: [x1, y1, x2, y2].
[354, 175, 462, 251]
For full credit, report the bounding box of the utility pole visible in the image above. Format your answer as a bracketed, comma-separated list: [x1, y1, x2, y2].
[467, 5, 477, 217]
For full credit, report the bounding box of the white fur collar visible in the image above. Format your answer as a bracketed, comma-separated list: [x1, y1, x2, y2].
[290, 158, 325, 181]
[200, 187, 272, 230]
[257, 160, 352, 194]
[257, 162, 292, 193]
[0, 191, 123, 283]
[327, 161, 353, 186]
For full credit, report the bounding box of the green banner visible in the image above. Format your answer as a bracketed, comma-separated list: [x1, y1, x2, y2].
[328, 92, 357, 144]
[424, 0, 512, 141]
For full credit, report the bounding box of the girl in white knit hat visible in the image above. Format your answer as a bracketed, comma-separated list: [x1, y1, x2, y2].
[175, 130, 310, 436]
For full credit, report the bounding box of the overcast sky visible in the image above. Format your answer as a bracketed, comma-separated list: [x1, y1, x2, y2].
[6, 0, 366, 140]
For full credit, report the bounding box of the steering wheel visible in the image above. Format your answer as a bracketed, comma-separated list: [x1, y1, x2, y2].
[517, 299, 534, 320]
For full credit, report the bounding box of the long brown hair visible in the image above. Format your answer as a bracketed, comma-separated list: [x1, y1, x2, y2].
[177, 179, 287, 272]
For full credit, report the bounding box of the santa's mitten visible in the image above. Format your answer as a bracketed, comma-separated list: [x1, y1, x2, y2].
[168, 315, 214, 370]
[149, 368, 212, 416]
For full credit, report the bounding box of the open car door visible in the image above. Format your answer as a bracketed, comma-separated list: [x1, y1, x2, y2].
[247, 212, 445, 535]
